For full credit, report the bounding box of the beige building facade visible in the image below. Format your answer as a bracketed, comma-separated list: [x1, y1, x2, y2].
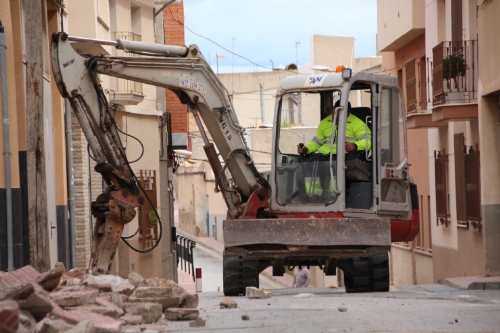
[377, 0, 500, 285]
[0, 0, 177, 279]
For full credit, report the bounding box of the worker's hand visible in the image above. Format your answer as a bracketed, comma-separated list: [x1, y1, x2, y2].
[297, 144, 308, 155]
[345, 142, 357, 152]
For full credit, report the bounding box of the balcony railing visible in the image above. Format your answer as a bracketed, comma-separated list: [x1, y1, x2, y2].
[430, 40, 477, 106]
[113, 32, 143, 96]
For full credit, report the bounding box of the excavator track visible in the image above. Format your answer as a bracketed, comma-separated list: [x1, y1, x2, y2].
[340, 252, 390, 293]
[223, 254, 259, 296]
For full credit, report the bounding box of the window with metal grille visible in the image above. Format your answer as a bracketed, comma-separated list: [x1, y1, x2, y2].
[454, 133, 467, 223]
[419, 56, 428, 110]
[434, 149, 448, 226]
[465, 145, 481, 231]
[405, 58, 417, 114]
[451, 0, 463, 45]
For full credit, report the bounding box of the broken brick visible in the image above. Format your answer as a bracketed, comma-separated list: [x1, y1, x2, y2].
[0, 300, 19, 333]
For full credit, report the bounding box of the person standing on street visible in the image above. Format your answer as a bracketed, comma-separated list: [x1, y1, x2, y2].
[293, 265, 311, 288]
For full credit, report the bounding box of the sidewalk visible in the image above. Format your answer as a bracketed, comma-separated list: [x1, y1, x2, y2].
[177, 268, 196, 294]
[441, 275, 500, 290]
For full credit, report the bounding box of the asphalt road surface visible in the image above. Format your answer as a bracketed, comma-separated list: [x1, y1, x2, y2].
[163, 281, 500, 332]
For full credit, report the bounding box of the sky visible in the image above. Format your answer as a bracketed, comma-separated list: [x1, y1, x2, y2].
[181, 0, 378, 74]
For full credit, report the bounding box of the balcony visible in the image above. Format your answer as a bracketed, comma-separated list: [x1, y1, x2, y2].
[110, 32, 145, 106]
[430, 40, 478, 122]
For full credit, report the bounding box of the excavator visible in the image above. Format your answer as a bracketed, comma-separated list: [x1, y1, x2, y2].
[51, 32, 419, 295]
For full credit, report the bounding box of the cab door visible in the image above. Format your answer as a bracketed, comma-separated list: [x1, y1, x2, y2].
[376, 86, 411, 215]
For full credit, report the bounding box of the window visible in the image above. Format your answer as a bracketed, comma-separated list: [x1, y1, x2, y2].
[434, 149, 448, 226]
[405, 58, 417, 114]
[464, 145, 481, 230]
[380, 88, 405, 166]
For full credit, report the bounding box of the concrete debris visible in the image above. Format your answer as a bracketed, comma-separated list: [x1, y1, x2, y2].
[75, 304, 119, 318]
[65, 319, 95, 333]
[180, 293, 199, 308]
[50, 290, 98, 307]
[164, 308, 199, 321]
[242, 315, 250, 320]
[35, 318, 73, 333]
[18, 283, 54, 321]
[121, 326, 141, 333]
[126, 296, 179, 311]
[293, 293, 315, 298]
[36, 267, 64, 292]
[189, 317, 206, 327]
[122, 302, 163, 324]
[0, 265, 195, 332]
[127, 273, 144, 288]
[220, 298, 237, 309]
[120, 314, 143, 325]
[246, 287, 272, 299]
[19, 310, 36, 332]
[338, 306, 348, 312]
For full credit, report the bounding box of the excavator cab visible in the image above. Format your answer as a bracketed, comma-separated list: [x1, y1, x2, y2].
[271, 72, 411, 217]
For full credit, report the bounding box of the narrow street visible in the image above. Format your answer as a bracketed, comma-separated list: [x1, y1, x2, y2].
[163, 286, 500, 332]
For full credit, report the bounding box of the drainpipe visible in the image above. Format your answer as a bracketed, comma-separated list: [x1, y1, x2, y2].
[0, 21, 13, 271]
[60, 10, 77, 268]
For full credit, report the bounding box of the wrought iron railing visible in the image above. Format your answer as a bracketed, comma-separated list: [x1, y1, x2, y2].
[176, 235, 196, 281]
[113, 32, 143, 94]
[431, 40, 477, 106]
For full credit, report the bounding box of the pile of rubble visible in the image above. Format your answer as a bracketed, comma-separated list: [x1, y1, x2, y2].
[0, 264, 201, 333]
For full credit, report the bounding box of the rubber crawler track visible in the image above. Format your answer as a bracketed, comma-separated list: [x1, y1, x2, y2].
[223, 254, 259, 296]
[341, 252, 390, 293]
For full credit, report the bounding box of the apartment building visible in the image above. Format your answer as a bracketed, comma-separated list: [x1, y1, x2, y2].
[0, 0, 178, 279]
[377, 0, 500, 284]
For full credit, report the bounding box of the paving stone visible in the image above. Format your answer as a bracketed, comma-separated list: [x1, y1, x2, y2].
[73, 305, 119, 319]
[36, 267, 64, 292]
[120, 314, 143, 325]
[18, 284, 54, 321]
[66, 320, 95, 333]
[180, 293, 199, 308]
[0, 299, 19, 333]
[164, 308, 199, 321]
[135, 287, 175, 298]
[95, 297, 124, 316]
[126, 296, 179, 311]
[123, 302, 162, 324]
[245, 287, 272, 299]
[35, 318, 73, 333]
[51, 290, 98, 307]
[50, 306, 122, 333]
[338, 306, 348, 312]
[220, 298, 237, 309]
[189, 317, 206, 327]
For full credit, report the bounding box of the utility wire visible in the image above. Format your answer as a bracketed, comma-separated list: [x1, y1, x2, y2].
[167, 7, 308, 75]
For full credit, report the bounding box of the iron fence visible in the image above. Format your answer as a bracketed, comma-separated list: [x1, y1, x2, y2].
[176, 235, 196, 281]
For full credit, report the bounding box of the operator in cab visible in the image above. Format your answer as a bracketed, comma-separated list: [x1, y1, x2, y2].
[296, 100, 371, 201]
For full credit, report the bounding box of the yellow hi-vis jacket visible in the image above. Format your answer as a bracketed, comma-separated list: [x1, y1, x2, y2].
[305, 113, 371, 155]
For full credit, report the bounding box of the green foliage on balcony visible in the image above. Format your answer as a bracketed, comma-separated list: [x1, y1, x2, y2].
[443, 53, 467, 81]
